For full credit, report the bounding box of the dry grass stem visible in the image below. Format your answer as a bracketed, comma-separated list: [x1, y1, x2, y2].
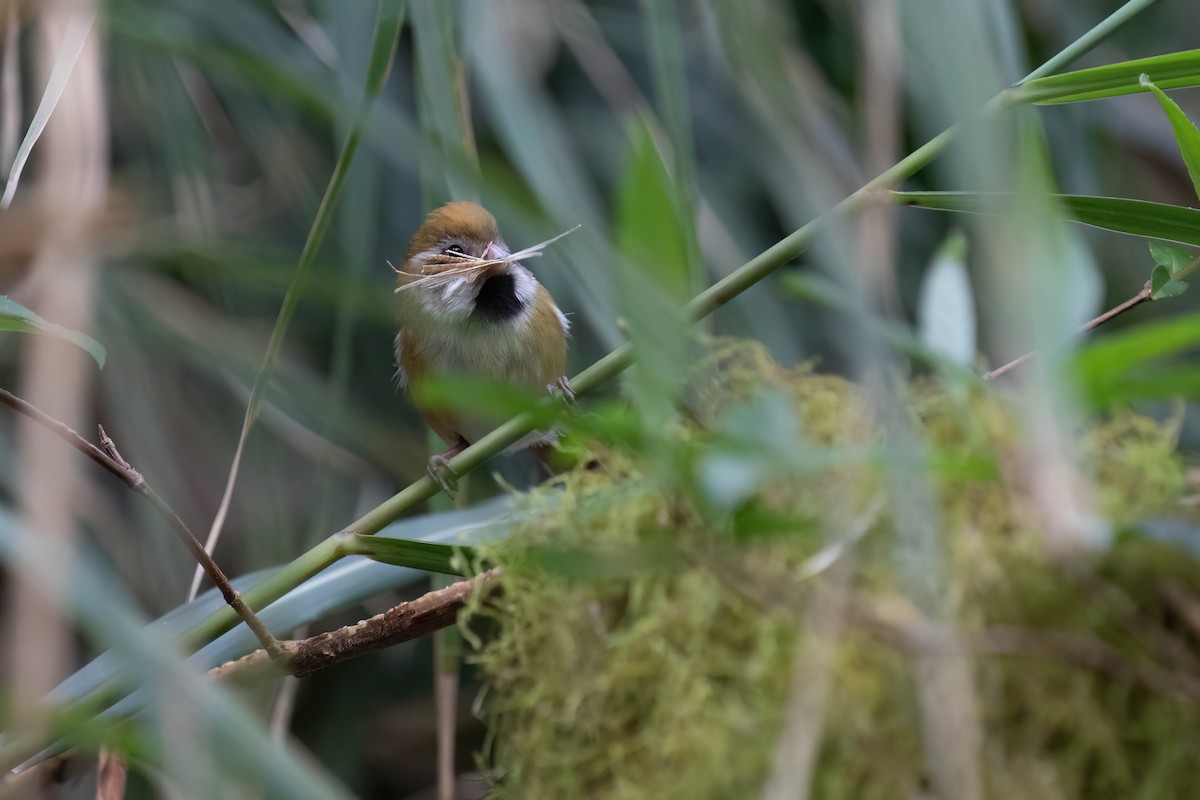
[393, 224, 581, 293]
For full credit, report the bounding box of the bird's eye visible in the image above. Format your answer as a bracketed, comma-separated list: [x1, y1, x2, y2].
[442, 245, 468, 257]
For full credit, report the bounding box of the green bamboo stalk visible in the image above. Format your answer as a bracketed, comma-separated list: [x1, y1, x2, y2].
[1019, 0, 1165, 83]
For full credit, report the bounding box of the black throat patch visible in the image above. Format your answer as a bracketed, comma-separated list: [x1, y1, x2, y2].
[472, 274, 524, 322]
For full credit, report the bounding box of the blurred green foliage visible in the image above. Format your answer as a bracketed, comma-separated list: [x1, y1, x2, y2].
[3, 0, 1200, 797]
[472, 339, 1199, 800]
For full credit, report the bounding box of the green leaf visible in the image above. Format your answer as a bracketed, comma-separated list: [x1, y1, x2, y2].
[365, 1, 407, 96]
[412, 375, 562, 431]
[413, 0, 478, 203]
[614, 119, 692, 429]
[1153, 280, 1188, 300]
[1139, 74, 1200, 200]
[344, 535, 474, 575]
[0, 295, 106, 368]
[616, 121, 690, 301]
[1150, 264, 1171, 293]
[893, 192, 1200, 247]
[1150, 241, 1193, 271]
[1013, 49, 1200, 105]
[1150, 265, 1189, 299]
[1073, 311, 1200, 406]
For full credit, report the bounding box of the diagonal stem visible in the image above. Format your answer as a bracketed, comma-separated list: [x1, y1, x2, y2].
[983, 282, 1154, 381]
[0, 386, 285, 662]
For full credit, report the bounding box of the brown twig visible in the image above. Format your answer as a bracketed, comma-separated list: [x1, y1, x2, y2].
[984, 281, 1153, 381]
[209, 568, 501, 683]
[0, 386, 285, 662]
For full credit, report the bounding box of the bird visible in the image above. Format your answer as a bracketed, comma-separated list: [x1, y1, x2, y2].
[394, 201, 573, 493]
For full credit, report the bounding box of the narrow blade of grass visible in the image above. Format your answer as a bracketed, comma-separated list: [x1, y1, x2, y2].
[893, 191, 1200, 247]
[0, 9, 94, 208]
[342, 535, 475, 575]
[1013, 49, 1200, 105]
[1, 295, 106, 368]
[190, 0, 406, 601]
[1140, 74, 1200, 200]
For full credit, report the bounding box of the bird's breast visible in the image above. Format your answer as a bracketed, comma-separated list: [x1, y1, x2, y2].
[414, 318, 548, 389]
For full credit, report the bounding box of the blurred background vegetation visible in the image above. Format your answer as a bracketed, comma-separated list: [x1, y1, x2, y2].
[2, 0, 1200, 797]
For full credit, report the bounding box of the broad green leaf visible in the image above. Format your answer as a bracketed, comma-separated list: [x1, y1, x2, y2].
[1150, 241, 1193, 271]
[1140, 74, 1200, 200]
[1013, 49, 1200, 105]
[616, 121, 690, 301]
[1153, 280, 1188, 300]
[893, 192, 1200, 247]
[1150, 264, 1171, 294]
[0, 295, 106, 368]
[344, 535, 475, 575]
[1073, 311, 1200, 406]
[412, 375, 562, 430]
[614, 119, 692, 430]
[413, 0, 477, 204]
[642, 0, 701, 295]
[1092, 368, 1200, 406]
[1150, 265, 1188, 299]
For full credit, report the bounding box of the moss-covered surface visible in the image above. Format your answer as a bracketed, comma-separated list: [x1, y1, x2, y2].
[465, 340, 1200, 799]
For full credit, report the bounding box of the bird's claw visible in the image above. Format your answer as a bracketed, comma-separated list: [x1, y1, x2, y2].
[547, 375, 576, 406]
[427, 454, 460, 495]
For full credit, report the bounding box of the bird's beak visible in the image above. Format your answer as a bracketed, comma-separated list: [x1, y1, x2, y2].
[484, 241, 510, 262]
[480, 241, 513, 278]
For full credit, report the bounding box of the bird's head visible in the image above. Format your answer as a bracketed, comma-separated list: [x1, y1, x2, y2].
[397, 201, 538, 325]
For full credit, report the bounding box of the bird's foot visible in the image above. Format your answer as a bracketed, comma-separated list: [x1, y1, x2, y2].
[547, 375, 576, 406]
[427, 453, 461, 495]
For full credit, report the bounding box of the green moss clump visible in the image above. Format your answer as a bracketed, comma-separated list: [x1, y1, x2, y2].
[467, 339, 1200, 800]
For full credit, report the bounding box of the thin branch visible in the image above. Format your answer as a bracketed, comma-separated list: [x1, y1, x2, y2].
[983, 281, 1153, 381]
[209, 568, 501, 683]
[0, 386, 285, 662]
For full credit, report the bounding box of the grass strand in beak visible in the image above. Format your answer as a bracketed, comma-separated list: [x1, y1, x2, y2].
[392, 224, 582, 293]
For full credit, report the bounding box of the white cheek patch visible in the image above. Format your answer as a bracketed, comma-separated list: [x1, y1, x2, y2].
[511, 265, 539, 307]
[443, 276, 467, 298]
[412, 273, 473, 322]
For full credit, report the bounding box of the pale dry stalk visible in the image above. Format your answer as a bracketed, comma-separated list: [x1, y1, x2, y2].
[4, 0, 107, 796]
